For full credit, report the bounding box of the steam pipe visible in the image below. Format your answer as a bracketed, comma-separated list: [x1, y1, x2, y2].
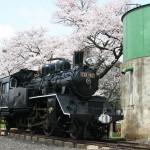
[121, 67, 133, 74]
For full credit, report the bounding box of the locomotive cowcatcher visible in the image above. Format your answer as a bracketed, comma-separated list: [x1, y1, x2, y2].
[0, 51, 123, 139]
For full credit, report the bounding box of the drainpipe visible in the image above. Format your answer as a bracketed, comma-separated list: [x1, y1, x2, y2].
[121, 67, 133, 74]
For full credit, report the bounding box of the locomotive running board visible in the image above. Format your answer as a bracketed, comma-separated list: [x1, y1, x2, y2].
[29, 94, 57, 99]
[0, 107, 8, 110]
[29, 94, 70, 116]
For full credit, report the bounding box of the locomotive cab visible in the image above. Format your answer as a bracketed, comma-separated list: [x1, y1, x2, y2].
[0, 69, 36, 109]
[0, 76, 19, 107]
[0, 77, 10, 107]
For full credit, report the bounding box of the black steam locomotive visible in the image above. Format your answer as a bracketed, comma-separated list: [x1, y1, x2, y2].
[0, 51, 123, 139]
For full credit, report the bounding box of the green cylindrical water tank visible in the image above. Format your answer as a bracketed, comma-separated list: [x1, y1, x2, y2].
[121, 4, 150, 140]
[123, 4, 150, 61]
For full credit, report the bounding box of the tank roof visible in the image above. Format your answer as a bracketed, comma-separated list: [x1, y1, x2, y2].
[122, 4, 150, 21]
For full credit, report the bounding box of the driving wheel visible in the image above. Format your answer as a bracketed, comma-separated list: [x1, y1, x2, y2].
[69, 119, 83, 139]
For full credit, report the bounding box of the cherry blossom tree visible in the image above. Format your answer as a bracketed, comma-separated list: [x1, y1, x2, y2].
[0, 27, 73, 77]
[53, 0, 130, 76]
[0, 0, 131, 102]
[52, 0, 131, 101]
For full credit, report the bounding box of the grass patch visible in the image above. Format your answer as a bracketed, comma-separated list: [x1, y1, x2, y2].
[113, 132, 121, 138]
[0, 124, 6, 128]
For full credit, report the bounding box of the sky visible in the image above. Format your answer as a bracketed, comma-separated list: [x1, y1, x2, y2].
[0, 0, 149, 41]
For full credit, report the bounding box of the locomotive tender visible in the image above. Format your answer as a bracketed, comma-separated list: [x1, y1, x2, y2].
[0, 51, 123, 139]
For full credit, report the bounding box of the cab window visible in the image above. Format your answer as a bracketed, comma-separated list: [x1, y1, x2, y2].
[2, 82, 9, 94]
[10, 78, 17, 88]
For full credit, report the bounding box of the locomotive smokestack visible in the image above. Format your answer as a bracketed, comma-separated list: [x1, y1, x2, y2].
[73, 51, 84, 66]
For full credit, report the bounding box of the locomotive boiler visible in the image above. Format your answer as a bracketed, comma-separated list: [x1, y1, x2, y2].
[0, 51, 123, 139]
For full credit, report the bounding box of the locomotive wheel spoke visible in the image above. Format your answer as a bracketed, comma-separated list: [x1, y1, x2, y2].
[69, 119, 83, 139]
[43, 126, 54, 136]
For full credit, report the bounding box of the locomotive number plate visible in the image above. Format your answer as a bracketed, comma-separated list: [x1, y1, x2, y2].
[80, 72, 95, 78]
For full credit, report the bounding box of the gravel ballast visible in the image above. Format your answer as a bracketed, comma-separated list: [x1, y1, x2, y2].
[0, 136, 81, 150]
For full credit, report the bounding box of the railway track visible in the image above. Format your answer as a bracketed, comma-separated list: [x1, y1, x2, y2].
[0, 129, 150, 150]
